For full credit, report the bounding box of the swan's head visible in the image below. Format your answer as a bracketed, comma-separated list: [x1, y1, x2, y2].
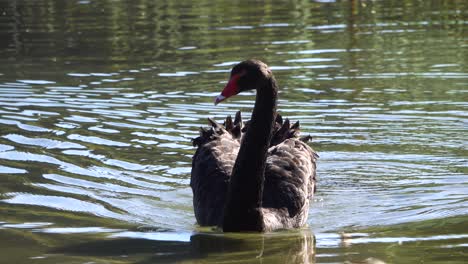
[215, 59, 272, 105]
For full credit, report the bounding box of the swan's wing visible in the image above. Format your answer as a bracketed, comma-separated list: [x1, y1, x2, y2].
[191, 112, 317, 228]
[263, 138, 318, 227]
[191, 116, 241, 226]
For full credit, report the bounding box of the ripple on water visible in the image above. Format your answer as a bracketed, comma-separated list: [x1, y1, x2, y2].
[17, 79, 56, 85]
[88, 126, 120, 134]
[158, 72, 199, 77]
[0, 144, 14, 152]
[60, 149, 181, 184]
[40, 226, 124, 234]
[41, 173, 168, 196]
[312, 149, 468, 231]
[64, 115, 100, 123]
[1, 222, 52, 229]
[3, 134, 86, 149]
[103, 121, 152, 130]
[67, 134, 131, 147]
[132, 132, 189, 142]
[3, 193, 128, 220]
[286, 58, 339, 63]
[2, 115, 38, 121]
[0, 118, 51, 132]
[0, 165, 27, 174]
[314, 232, 468, 248]
[0, 2, 465, 263]
[110, 231, 192, 242]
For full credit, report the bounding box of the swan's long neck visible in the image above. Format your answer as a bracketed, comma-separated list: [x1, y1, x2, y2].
[223, 77, 278, 232]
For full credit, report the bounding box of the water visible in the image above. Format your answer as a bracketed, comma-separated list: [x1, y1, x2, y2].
[0, 0, 467, 263]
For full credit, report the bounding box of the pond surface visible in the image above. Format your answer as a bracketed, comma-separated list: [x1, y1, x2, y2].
[0, 0, 467, 263]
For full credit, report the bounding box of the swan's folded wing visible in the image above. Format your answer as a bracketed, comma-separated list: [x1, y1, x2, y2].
[263, 139, 318, 224]
[191, 121, 240, 226]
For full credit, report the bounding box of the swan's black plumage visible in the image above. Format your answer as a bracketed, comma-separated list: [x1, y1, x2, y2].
[191, 60, 318, 232]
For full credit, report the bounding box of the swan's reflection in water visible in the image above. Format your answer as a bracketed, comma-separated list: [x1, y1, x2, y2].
[190, 229, 315, 263]
[53, 229, 315, 263]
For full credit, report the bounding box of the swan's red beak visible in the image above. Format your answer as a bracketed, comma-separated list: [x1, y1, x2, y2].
[214, 73, 242, 105]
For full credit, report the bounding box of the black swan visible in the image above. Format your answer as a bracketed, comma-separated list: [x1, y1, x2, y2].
[191, 59, 318, 232]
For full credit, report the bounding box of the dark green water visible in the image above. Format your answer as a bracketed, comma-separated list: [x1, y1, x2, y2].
[0, 0, 467, 263]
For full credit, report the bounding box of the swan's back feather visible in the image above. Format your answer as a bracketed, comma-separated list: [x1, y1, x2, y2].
[262, 138, 318, 230]
[191, 112, 318, 229]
